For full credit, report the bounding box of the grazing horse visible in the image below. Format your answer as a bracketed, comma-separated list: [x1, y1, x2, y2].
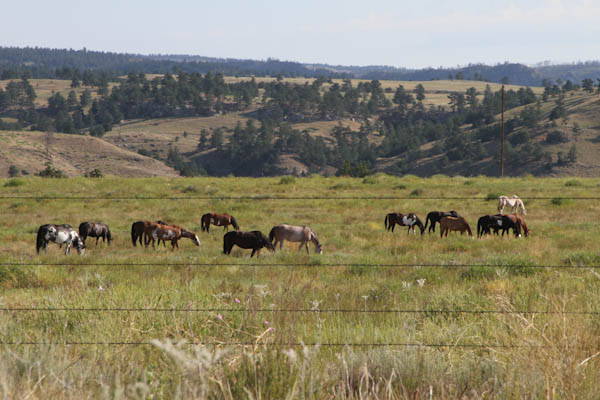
[201, 213, 239, 233]
[498, 195, 526, 215]
[494, 213, 529, 237]
[79, 222, 112, 246]
[143, 222, 200, 250]
[439, 216, 473, 238]
[36, 224, 85, 255]
[223, 230, 274, 257]
[477, 215, 520, 238]
[268, 224, 323, 254]
[131, 220, 168, 246]
[424, 211, 461, 233]
[384, 213, 425, 235]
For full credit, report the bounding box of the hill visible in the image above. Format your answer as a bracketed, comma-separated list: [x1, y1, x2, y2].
[2, 75, 600, 178]
[0, 130, 178, 177]
[2, 46, 600, 85]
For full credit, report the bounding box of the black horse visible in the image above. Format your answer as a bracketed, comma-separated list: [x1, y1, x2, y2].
[424, 211, 461, 233]
[223, 230, 275, 257]
[384, 213, 425, 235]
[36, 224, 85, 255]
[79, 222, 112, 246]
[477, 215, 521, 238]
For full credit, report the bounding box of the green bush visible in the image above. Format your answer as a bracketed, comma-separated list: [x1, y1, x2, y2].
[279, 176, 296, 185]
[36, 162, 66, 178]
[485, 192, 500, 201]
[4, 179, 25, 187]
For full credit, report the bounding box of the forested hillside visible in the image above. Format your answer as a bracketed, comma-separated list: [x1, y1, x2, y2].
[3, 46, 600, 86]
[2, 53, 600, 178]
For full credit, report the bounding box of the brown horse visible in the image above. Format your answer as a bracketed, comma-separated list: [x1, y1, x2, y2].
[495, 213, 529, 237]
[201, 213, 239, 233]
[131, 220, 169, 246]
[439, 216, 473, 238]
[79, 222, 112, 246]
[143, 222, 200, 250]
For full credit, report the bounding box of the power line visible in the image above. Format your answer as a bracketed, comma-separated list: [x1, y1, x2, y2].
[0, 341, 543, 348]
[1, 307, 598, 315]
[3, 262, 598, 269]
[0, 196, 598, 201]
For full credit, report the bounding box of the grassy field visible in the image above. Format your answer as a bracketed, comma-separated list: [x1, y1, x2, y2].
[1, 175, 599, 398]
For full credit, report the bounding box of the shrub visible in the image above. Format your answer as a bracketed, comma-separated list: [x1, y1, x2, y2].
[36, 162, 65, 178]
[410, 189, 423, 197]
[362, 176, 377, 184]
[4, 179, 25, 187]
[486, 192, 500, 201]
[545, 130, 568, 144]
[564, 180, 582, 187]
[279, 176, 296, 185]
[396, 183, 407, 190]
[84, 169, 103, 178]
[8, 165, 19, 177]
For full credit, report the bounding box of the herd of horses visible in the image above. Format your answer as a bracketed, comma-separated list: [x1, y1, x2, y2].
[35, 195, 528, 257]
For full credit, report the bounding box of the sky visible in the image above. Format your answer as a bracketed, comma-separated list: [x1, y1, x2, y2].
[2, 0, 599, 68]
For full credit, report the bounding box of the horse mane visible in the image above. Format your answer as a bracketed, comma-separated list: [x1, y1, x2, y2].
[230, 215, 240, 230]
[36, 225, 49, 254]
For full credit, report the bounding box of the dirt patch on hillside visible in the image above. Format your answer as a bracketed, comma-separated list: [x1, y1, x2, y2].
[0, 131, 179, 178]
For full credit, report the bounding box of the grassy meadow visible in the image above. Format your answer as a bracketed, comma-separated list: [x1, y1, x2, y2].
[1, 174, 600, 398]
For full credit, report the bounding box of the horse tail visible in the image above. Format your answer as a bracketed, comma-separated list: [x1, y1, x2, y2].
[477, 218, 483, 238]
[384, 214, 389, 230]
[201, 214, 208, 232]
[424, 213, 431, 231]
[416, 218, 425, 235]
[131, 222, 138, 247]
[107, 228, 112, 245]
[269, 227, 276, 243]
[78, 222, 88, 238]
[230, 216, 239, 230]
[36, 226, 45, 255]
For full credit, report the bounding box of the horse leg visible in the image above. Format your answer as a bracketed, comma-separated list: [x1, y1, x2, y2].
[280, 239, 284, 250]
[65, 241, 71, 255]
[298, 242, 304, 252]
[96, 236, 99, 246]
[251, 248, 257, 257]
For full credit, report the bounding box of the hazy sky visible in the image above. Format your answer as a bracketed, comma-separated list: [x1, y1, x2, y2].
[2, 0, 599, 68]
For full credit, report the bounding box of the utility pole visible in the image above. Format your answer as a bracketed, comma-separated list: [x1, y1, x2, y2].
[500, 85, 505, 178]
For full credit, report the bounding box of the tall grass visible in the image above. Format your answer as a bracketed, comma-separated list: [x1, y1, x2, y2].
[0, 175, 599, 397]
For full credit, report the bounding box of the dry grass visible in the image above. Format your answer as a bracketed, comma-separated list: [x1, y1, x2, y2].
[0, 79, 115, 108]
[0, 175, 599, 397]
[0, 130, 178, 178]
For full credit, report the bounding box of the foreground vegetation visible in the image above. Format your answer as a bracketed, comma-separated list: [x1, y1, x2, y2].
[0, 175, 599, 398]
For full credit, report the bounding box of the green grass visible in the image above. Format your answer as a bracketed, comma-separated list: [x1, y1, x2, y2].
[0, 175, 599, 398]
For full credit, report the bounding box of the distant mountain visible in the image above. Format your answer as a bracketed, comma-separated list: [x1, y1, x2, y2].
[2, 46, 600, 86]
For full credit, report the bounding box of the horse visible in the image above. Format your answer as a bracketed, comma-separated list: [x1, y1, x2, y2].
[201, 213, 239, 233]
[477, 215, 521, 238]
[78, 222, 112, 246]
[36, 224, 85, 255]
[494, 213, 529, 237]
[424, 211, 461, 233]
[143, 222, 200, 250]
[384, 213, 425, 235]
[498, 195, 526, 215]
[439, 216, 473, 238]
[223, 230, 274, 257]
[131, 220, 168, 246]
[268, 224, 323, 254]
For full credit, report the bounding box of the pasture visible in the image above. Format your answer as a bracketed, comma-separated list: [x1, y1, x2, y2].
[1, 174, 599, 398]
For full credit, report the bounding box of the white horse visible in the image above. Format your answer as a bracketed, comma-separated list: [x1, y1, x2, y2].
[268, 224, 322, 254]
[36, 224, 86, 255]
[497, 195, 526, 215]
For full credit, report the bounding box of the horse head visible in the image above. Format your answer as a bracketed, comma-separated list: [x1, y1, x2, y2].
[73, 235, 86, 255]
[192, 234, 201, 247]
[310, 231, 323, 254]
